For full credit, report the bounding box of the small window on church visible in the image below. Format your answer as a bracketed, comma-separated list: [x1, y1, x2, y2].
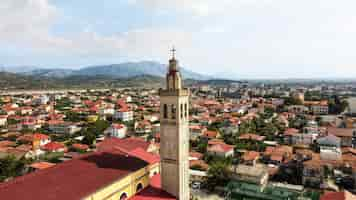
[171, 104, 176, 119]
[185, 103, 188, 118]
[163, 104, 168, 119]
[180, 104, 183, 119]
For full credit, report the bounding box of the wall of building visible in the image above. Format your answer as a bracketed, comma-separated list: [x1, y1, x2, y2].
[84, 166, 150, 200]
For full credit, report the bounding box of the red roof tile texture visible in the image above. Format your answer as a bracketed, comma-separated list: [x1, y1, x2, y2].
[320, 191, 356, 200]
[129, 174, 176, 200]
[0, 151, 148, 200]
[97, 137, 151, 153]
[129, 148, 160, 165]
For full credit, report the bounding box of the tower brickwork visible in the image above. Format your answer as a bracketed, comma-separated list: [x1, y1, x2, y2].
[159, 48, 190, 200]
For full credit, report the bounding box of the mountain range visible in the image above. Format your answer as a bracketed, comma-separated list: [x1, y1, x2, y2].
[2, 61, 210, 80]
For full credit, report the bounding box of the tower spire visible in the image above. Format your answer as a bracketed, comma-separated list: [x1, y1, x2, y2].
[170, 46, 176, 59]
[167, 47, 182, 90]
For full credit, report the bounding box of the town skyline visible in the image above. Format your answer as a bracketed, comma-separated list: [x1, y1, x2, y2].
[2, 0, 356, 79]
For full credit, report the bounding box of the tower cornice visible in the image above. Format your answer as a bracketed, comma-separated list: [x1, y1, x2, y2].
[159, 88, 189, 97]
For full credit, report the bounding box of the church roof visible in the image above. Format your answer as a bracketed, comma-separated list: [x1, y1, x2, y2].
[97, 137, 151, 152]
[320, 191, 356, 200]
[0, 150, 148, 200]
[129, 174, 176, 200]
[129, 147, 160, 164]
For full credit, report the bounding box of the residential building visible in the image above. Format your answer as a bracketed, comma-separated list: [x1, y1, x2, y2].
[207, 141, 234, 158]
[0, 115, 7, 126]
[327, 127, 355, 147]
[304, 100, 329, 115]
[317, 134, 342, 160]
[42, 142, 66, 153]
[231, 164, 269, 186]
[114, 108, 134, 122]
[48, 121, 81, 135]
[106, 123, 127, 138]
[288, 105, 308, 114]
[347, 97, 356, 116]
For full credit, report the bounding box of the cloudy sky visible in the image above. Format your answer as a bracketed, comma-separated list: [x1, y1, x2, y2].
[1, 0, 356, 79]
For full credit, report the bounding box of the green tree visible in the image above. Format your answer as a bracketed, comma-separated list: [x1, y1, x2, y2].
[64, 111, 83, 122]
[82, 131, 97, 145]
[196, 139, 208, 154]
[205, 160, 231, 190]
[0, 156, 26, 181]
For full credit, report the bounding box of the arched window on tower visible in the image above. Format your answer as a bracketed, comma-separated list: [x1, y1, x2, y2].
[163, 104, 168, 119]
[180, 104, 183, 119]
[184, 103, 188, 118]
[171, 104, 176, 119]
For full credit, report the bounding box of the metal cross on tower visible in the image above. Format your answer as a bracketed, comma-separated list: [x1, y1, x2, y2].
[170, 47, 176, 59]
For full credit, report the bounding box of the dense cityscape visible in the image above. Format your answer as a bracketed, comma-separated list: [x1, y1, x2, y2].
[0, 56, 356, 199]
[3, 1, 356, 200]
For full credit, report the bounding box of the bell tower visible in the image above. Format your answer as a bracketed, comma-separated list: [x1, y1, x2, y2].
[159, 48, 190, 200]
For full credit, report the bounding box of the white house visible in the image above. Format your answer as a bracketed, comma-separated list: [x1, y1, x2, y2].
[106, 123, 127, 139]
[0, 116, 7, 126]
[99, 106, 115, 116]
[114, 108, 133, 122]
[317, 135, 342, 161]
[348, 97, 356, 115]
[49, 121, 81, 135]
[34, 95, 49, 105]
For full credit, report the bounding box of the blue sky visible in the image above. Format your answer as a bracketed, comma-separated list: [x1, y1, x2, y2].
[1, 0, 356, 79]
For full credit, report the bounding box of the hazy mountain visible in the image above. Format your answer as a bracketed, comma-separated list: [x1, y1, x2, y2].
[23, 68, 75, 78]
[73, 61, 209, 80]
[8, 61, 210, 80]
[0, 72, 166, 90]
[0, 66, 39, 73]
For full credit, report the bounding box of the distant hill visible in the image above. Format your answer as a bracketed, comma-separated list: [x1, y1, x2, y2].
[0, 72, 58, 90]
[199, 79, 244, 86]
[10, 61, 210, 80]
[0, 72, 169, 90]
[74, 61, 209, 80]
[23, 68, 75, 78]
[0, 66, 39, 73]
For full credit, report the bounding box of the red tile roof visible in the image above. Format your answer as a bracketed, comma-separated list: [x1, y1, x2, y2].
[129, 174, 176, 200]
[42, 142, 65, 151]
[189, 152, 204, 160]
[320, 191, 356, 200]
[243, 151, 260, 161]
[33, 133, 50, 140]
[327, 127, 354, 137]
[208, 139, 225, 146]
[129, 148, 160, 164]
[239, 133, 266, 141]
[0, 140, 16, 148]
[189, 160, 209, 171]
[0, 151, 149, 200]
[72, 143, 89, 151]
[30, 162, 56, 170]
[112, 123, 125, 129]
[284, 128, 299, 136]
[207, 143, 234, 153]
[97, 137, 151, 153]
[202, 130, 218, 138]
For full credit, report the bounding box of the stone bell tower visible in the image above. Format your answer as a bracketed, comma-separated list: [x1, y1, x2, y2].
[159, 48, 190, 200]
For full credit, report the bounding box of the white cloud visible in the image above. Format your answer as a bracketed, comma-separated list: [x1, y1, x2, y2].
[3, 0, 356, 78]
[128, 0, 226, 16]
[0, 0, 193, 62]
[0, 0, 57, 45]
